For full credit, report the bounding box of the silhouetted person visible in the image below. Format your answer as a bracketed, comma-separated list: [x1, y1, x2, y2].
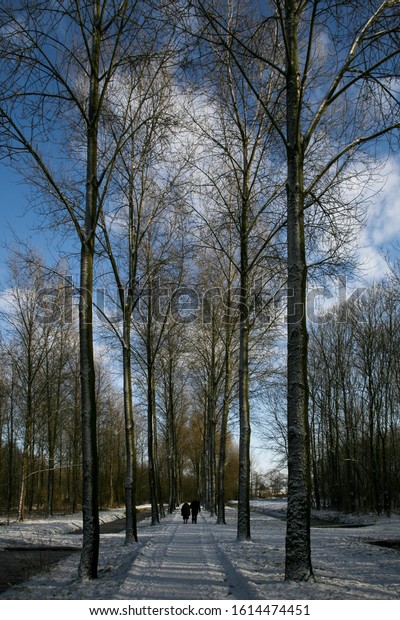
[190, 500, 201, 523]
[181, 502, 190, 524]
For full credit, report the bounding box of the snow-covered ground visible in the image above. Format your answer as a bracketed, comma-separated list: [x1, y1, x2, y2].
[0, 501, 399, 601]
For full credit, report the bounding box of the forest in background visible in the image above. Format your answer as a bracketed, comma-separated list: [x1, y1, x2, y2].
[2, 265, 400, 520]
[0, 253, 243, 517]
[0, 0, 399, 583]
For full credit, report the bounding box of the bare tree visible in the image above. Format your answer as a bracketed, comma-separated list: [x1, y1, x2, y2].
[192, 0, 399, 580]
[96, 56, 179, 542]
[1, 259, 47, 521]
[309, 281, 400, 516]
[131, 198, 188, 524]
[0, 0, 164, 579]
[180, 6, 286, 537]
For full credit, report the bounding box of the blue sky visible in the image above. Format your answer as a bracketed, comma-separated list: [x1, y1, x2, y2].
[2, 152, 400, 287]
[0, 164, 35, 240]
[0, 164, 36, 280]
[0, 161, 79, 283]
[1, 150, 399, 475]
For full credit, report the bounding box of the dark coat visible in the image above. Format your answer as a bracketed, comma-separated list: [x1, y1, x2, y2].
[181, 503, 190, 519]
[190, 500, 201, 516]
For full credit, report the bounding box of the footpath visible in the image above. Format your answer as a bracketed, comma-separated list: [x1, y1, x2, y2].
[116, 510, 258, 600]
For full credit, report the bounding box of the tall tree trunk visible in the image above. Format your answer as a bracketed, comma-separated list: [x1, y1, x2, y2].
[78, 0, 101, 578]
[154, 391, 165, 520]
[147, 289, 159, 526]
[123, 141, 139, 542]
[309, 392, 321, 512]
[46, 354, 60, 517]
[47, 436, 55, 516]
[167, 357, 178, 514]
[207, 404, 216, 516]
[7, 369, 15, 523]
[123, 319, 137, 543]
[78, 242, 100, 579]
[71, 368, 81, 515]
[208, 321, 217, 517]
[284, 0, 313, 582]
[237, 184, 251, 541]
[18, 351, 34, 522]
[18, 441, 29, 522]
[202, 409, 210, 510]
[217, 300, 232, 525]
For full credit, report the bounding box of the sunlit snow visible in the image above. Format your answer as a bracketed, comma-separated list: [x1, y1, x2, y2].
[0, 502, 399, 600]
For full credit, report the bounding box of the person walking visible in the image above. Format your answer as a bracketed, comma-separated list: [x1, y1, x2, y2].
[181, 502, 190, 524]
[190, 499, 201, 523]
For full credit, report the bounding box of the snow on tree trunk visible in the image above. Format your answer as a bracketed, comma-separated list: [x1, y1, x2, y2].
[237, 190, 251, 541]
[284, 0, 313, 582]
[78, 243, 100, 580]
[78, 2, 101, 578]
[123, 325, 137, 543]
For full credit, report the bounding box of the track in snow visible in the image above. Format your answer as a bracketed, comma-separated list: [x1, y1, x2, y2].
[117, 510, 258, 600]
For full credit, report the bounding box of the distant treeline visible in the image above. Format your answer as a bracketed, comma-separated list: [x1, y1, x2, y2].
[309, 281, 400, 515]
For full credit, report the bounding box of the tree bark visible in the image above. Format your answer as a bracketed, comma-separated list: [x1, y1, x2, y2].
[166, 356, 178, 514]
[78, 242, 100, 580]
[147, 288, 159, 526]
[208, 319, 217, 517]
[123, 318, 137, 543]
[217, 302, 231, 525]
[18, 331, 34, 522]
[7, 367, 15, 522]
[237, 176, 251, 541]
[284, 0, 313, 582]
[78, 0, 101, 579]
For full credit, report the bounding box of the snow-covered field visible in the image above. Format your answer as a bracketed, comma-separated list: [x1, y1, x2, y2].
[0, 501, 399, 601]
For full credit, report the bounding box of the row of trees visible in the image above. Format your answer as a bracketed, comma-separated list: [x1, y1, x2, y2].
[309, 280, 400, 516]
[189, 0, 399, 582]
[0, 254, 241, 518]
[0, 0, 399, 582]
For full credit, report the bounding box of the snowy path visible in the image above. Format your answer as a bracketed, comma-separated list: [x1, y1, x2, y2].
[117, 511, 258, 600]
[1, 504, 400, 600]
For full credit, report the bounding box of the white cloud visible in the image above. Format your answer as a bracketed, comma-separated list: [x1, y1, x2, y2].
[0, 287, 16, 315]
[354, 155, 400, 281]
[366, 156, 400, 246]
[356, 243, 390, 280]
